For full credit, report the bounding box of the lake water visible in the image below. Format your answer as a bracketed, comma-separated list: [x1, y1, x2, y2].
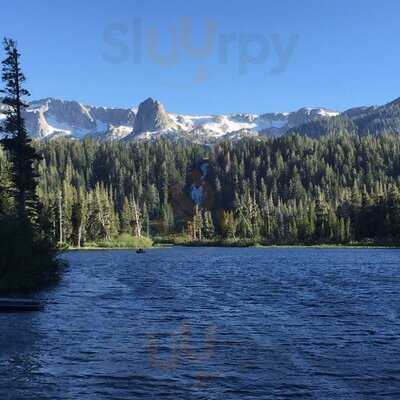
[1, 247, 400, 399]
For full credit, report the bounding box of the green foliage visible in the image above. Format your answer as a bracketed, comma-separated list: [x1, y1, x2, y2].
[0, 217, 62, 292]
[85, 234, 153, 249]
[0, 38, 60, 292]
[0, 38, 41, 224]
[6, 124, 400, 247]
[32, 133, 400, 244]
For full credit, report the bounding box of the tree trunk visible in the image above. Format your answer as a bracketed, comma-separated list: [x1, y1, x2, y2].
[77, 224, 82, 248]
[59, 190, 63, 243]
[132, 198, 142, 237]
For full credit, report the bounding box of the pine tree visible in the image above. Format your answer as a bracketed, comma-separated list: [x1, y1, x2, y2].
[0, 38, 60, 292]
[71, 188, 87, 247]
[131, 193, 142, 237]
[0, 38, 41, 224]
[190, 205, 203, 240]
[120, 197, 132, 233]
[221, 211, 237, 239]
[315, 192, 329, 242]
[161, 202, 174, 234]
[203, 210, 215, 239]
[385, 185, 400, 240]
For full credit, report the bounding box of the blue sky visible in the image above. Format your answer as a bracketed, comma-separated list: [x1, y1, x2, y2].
[2, 0, 400, 114]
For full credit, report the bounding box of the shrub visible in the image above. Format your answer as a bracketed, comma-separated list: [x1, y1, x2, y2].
[0, 217, 62, 293]
[91, 234, 153, 248]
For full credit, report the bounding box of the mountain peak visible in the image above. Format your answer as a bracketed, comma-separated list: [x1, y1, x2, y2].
[143, 97, 158, 104]
[133, 98, 174, 134]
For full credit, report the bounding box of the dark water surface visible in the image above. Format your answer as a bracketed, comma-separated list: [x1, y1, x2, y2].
[1, 247, 400, 399]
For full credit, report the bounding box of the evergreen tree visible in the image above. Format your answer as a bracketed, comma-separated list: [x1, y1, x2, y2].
[0, 38, 60, 292]
[203, 211, 215, 239]
[0, 38, 41, 224]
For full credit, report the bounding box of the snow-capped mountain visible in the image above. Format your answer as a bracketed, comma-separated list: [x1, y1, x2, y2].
[22, 98, 136, 140]
[0, 97, 339, 143]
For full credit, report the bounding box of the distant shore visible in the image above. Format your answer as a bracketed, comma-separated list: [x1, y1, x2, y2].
[66, 244, 169, 251]
[66, 241, 400, 250]
[156, 237, 400, 248]
[178, 242, 400, 249]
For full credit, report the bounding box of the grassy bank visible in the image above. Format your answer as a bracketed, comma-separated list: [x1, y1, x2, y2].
[67, 234, 400, 250]
[69, 234, 154, 250]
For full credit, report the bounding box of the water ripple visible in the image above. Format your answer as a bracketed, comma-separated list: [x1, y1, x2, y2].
[1, 247, 400, 399]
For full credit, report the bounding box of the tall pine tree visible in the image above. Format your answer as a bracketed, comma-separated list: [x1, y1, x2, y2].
[0, 38, 41, 224]
[0, 38, 60, 292]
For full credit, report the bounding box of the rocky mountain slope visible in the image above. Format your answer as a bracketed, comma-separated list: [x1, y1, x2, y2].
[0, 96, 344, 143]
[288, 98, 400, 138]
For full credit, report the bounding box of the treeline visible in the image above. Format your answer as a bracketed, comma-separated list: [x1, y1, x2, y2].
[2, 132, 399, 246]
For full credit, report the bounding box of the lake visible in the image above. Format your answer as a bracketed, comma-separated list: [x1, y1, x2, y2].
[1, 247, 400, 399]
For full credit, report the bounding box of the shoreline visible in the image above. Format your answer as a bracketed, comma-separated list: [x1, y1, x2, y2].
[65, 243, 400, 250]
[173, 239, 400, 249]
[65, 244, 171, 251]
